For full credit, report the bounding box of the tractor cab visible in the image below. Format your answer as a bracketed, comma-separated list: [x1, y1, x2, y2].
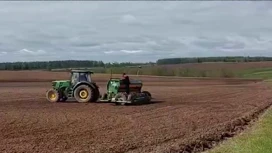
[70, 70, 93, 86]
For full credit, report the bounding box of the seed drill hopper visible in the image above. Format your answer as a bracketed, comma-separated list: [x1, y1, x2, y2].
[99, 67, 152, 105]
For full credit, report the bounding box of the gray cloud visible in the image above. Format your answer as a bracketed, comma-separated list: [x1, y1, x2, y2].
[0, 1, 272, 62]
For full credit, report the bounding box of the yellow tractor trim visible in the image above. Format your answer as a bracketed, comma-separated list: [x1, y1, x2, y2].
[79, 90, 88, 99]
[49, 91, 56, 100]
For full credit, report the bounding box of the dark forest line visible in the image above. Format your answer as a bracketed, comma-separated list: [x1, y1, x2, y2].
[0, 56, 272, 70]
[156, 56, 272, 65]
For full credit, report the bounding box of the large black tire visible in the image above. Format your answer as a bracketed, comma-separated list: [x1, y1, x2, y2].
[93, 87, 100, 102]
[142, 91, 152, 102]
[46, 89, 60, 102]
[142, 91, 151, 98]
[73, 85, 95, 103]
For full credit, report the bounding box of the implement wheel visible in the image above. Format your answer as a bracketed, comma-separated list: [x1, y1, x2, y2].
[142, 91, 151, 98]
[114, 93, 127, 106]
[46, 89, 59, 102]
[142, 91, 152, 102]
[127, 93, 137, 103]
[74, 85, 94, 103]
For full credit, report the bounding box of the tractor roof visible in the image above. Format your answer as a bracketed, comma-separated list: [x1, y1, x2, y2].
[70, 70, 94, 73]
[110, 78, 121, 80]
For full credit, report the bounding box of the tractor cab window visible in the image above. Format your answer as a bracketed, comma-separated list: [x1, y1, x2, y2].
[79, 73, 88, 82]
[71, 73, 79, 85]
[78, 73, 91, 82]
[87, 74, 92, 82]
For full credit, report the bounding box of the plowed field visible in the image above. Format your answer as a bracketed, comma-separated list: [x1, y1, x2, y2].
[0, 71, 272, 153]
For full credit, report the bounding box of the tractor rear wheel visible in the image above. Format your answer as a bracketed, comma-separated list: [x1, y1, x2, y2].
[93, 87, 100, 102]
[74, 85, 95, 103]
[142, 91, 152, 102]
[46, 89, 60, 102]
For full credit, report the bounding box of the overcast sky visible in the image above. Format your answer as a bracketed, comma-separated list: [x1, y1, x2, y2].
[0, 1, 272, 63]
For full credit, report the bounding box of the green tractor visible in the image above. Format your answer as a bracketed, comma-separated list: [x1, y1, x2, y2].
[45, 70, 100, 103]
[99, 78, 152, 105]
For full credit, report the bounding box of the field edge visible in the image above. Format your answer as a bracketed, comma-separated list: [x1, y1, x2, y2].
[206, 105, 272, 153]
[163, 96, 272, 153]
[202, 82, 272, 153]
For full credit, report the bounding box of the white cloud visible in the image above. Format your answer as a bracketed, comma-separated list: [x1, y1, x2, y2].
[17, 49, 47, 55]
[120, 50, 143, 54]
[70, 51, 76, 54]
[104, 50, 143, 54]
[0, 51, 7, 56]
[104, 51, 115, 54]
[120, 14, 137, 24]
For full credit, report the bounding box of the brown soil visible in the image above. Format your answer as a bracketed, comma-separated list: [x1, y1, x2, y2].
[0, 71, 271, 153]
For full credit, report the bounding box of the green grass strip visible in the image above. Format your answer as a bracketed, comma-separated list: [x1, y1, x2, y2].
[208, 106, 272, 153]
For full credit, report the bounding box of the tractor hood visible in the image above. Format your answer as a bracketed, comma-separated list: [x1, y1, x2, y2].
[52, 80, 70, 83]
[52, 80, 71, 88]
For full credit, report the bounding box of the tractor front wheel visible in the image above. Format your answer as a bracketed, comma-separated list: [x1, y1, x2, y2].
[74, 85, 94, 103]
[46, 89, 60, 102]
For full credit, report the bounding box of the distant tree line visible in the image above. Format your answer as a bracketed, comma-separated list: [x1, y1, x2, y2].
[156, 56, 272, 65]
[0, 60, 154, 70]
[1, 56, 272, 71]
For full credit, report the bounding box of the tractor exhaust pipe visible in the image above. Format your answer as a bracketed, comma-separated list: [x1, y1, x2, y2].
[110, 69, 112, 79]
